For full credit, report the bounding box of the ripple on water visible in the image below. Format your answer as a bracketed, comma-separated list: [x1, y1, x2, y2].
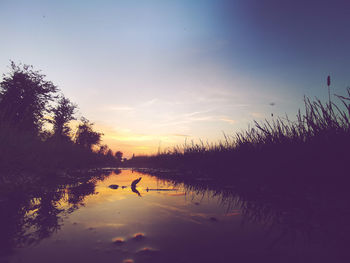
[137, 247, 158, 255]
[132, 233, 146, 241]
[112, 237, 125, 246]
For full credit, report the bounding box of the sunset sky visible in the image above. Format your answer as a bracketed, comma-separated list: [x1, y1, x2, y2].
[1, 0, 350, 157]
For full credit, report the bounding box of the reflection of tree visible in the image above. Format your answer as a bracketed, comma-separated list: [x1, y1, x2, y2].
[0, 190, 66, 256]
[0, 170, 109, 260]
[67, 181, 97, 208]
[0, 193, 32, 258]
[29, 190, 65, 242]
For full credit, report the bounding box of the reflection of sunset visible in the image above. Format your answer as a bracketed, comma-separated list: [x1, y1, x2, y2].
[81, 170, 180, 206]
[6, 168, 342, 263]
[165, 192, 186, 197]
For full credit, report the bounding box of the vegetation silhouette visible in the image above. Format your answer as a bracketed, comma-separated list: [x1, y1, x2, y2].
[74, 117, 103, 150]
[125, 86, 350, 182]
[50, 95, 77, 139]
[0, 62, 123, 178]
[0, 61, 57, 134]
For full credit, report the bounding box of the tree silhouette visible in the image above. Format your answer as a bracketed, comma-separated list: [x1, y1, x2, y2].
[115, 151, 123, 163]
[74, 117, 102, 150]
[0, 62, 58, 134]
[98, 144, 108, 155]
[51, 96, 77, 139]
[106, 149, 113, 157]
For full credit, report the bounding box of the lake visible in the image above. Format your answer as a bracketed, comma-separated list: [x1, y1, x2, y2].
[0, 169, 348, 263]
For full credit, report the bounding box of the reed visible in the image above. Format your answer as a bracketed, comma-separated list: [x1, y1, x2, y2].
[126, 88, 350, 179]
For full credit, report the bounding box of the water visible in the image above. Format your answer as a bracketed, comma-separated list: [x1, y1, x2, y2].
[0, 169, 348, 263]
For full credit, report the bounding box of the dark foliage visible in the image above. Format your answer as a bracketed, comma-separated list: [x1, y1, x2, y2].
[115, 151, 123, 164]
[0, 62, 58, 134]
[74, 117, 103, 150]
[50, 95, 77, 139]
[0, 62, 122, 176]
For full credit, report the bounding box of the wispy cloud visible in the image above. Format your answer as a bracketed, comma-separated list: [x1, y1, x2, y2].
[154, 110, 238, 128]
[219, 117, 236, 124]
[184, 110, 212, 117]
[108, 134, 158, 142]
[141, 98, 158, 107]
[250, 112, 264, 119]
[188, 116, 214, 122]
[107, 105, 134, 111]
[171, 133, 191, 137]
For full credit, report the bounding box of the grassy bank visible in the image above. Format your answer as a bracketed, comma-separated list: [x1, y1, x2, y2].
[125, 89, 350, 179]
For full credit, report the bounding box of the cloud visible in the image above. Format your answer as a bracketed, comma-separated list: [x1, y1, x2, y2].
[188, 116, 214, 121]
[108, 134, 157, 142]
[141, 98, 158, 106]
[171, 133, 191, 137]
[184, 110, 212, 117]
[219, 117, 236, 124]
[105, 131, 187, 143]
[109, 106, 134, 111]
[250, 112, 264, 119]
[154, 111, 238, 128]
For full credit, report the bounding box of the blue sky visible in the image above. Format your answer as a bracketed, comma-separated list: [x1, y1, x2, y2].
[1, 0, 350, 156]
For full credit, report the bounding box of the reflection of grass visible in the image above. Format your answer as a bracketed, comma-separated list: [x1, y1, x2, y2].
[126, 89, 350, 179]
[141, 168, 350, 256]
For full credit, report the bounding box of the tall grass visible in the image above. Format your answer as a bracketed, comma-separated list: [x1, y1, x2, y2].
[126, 88, 350, 178]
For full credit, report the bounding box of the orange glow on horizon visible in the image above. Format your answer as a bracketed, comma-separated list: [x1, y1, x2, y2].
[96, 124, 192, 158]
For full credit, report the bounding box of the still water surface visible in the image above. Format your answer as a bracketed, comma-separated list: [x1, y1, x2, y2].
[1, 169, 346, 263]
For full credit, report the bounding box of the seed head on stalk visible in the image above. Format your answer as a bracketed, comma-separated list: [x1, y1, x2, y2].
[327, 75, 331, 108]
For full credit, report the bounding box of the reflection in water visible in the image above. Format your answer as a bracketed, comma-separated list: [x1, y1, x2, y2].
[131, 186, 141, 197]
[131, 177, 142, 197]
[0, 169, 349, 263]
[0, 170, 109, 260]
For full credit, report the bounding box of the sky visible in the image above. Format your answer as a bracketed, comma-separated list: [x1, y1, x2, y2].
[1, 0, 350, 157]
